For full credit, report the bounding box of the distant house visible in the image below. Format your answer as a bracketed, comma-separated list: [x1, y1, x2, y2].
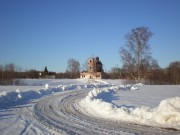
[80, 56, 104, 79]
[39, 66, 56, 79]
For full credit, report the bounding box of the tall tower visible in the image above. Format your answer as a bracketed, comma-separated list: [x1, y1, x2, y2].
[87, 57, 103, 73]
[88, 57, 95, 73]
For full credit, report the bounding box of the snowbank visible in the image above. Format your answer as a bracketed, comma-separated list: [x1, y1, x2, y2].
[79, 85, 180, 130]
[0, 84, 71, 108]
[0, 86, 58, 108]
[0, 81, 106, 108]
[0, 89, 22, 106]
[154, 97, 180, 125]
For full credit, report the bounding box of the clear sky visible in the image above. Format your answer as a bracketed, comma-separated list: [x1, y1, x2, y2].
[0, 0, 180, 72]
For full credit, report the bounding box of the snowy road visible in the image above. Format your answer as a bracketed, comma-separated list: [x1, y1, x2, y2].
[34, 89, 180, 135]
[1, 79, 180, 134]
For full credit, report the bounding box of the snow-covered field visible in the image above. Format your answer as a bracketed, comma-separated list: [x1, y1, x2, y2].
[0, 79, 180, 135]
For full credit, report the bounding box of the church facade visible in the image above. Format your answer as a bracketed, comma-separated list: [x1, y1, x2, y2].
[80, 56, 104, 79]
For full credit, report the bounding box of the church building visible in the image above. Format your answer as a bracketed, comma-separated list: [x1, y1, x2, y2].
[80, 56, 104, 79]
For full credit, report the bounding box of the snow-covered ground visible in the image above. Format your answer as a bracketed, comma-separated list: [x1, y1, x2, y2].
[0, 79, 180, 135]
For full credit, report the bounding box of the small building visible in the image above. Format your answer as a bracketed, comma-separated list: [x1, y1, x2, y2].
[80, 56, 104, 79]
[39, 66, 56, 79]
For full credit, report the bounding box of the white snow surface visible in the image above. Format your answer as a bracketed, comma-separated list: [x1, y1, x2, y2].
[0, 79, 180, 134]
[79, 83, 180, 130]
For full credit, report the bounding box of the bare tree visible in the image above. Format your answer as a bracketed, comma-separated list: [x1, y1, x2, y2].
[81, 58, 88, 72]
[109, 66, 122, 79]
[66, 58, 80, 78]
[120, 26, 154, 81]
[5, 63, 15, 72]
[0, 64, 4, 84]
[4, 63, 16, 84]
[168, 61, 180, 84]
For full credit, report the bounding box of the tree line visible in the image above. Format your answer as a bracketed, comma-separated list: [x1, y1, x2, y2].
[0, 60, 179, 85]
[0, 63, 41, 85]
[0, 60, 81, 85]
[108, 61, 180, 84]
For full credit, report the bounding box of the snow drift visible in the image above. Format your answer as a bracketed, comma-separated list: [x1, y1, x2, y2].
[0, 83, 93, 108]
[79, 85, 180, 130]
[0, 81, 109, 108]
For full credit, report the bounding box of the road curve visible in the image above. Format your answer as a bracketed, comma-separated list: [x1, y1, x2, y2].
[34, 89, 180, 135]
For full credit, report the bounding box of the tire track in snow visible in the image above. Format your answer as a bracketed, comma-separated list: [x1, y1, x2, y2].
[34, 89, 180, 135]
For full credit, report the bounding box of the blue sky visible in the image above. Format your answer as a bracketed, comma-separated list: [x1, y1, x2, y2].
[0, 0, 180, 72]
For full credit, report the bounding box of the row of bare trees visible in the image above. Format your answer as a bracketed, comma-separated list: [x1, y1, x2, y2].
[0, 63, 41, 85]
[0, 63, 21, 85]
[0, 59, 81, 85]
[145, 61, 180, 84]
[1, 61, 179, 85]
[107, 61, 180, 84]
